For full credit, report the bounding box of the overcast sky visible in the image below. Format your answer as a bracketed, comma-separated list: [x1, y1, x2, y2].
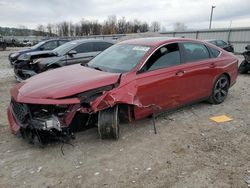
[0, 0, 249, 30]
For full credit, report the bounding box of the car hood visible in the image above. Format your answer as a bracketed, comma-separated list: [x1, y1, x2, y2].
[38, 56, 62, 68]
[19, 48, 34, 54]
[18, 50, 57, 61]
[26, 50, 54, 56]
[13, 64, 120, 100]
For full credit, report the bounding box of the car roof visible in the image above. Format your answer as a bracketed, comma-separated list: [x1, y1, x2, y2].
[120, 37, 204, 47]
[205, 39, 225, 42]
[41, 39, 70, 42]
[69, 39, 115, 44]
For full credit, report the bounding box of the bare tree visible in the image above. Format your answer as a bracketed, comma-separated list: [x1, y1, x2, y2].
[60, 21, 70, 36]
[33, 15, 157, 36]
[132, 19, 141, 33]
[46, 23, 53, 36]
[91, 21, 102, 35]
[141, 22, 149, 32]
[74, 23, 81, 36]
[102, 15, 117, 35]
[37, 24, 45, 36]
[117, 17, 126, 34]
[69, 22, 75, 36]
[173, 22, 187, 32]
[150, 21, 161, 32]
[80, 19, 91, 35]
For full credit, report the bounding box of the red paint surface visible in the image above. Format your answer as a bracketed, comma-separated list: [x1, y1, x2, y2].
[8, 38, 238, 133]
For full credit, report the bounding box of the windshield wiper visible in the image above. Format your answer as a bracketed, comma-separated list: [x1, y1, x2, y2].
[81, 62, 89, 67]
[92, 66, 103, 71]
[81, 63, 105, 71]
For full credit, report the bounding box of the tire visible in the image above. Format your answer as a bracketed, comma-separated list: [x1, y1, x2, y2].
[209, 74, 230, 104]
[98, 105, 119, 139]
[238, 61, 248, 74]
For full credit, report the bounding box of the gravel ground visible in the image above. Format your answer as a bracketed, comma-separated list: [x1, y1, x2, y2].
[0, 47, 249, 188]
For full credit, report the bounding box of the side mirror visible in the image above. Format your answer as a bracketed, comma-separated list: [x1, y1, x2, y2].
[39, 46, 45, 50]
[67, 50, 77, 56]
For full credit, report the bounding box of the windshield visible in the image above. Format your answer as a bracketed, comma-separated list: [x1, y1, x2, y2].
[88, 44, 150, 73]
[52, 41, 76, 56]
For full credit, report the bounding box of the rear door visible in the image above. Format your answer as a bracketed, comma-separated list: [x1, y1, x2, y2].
[178, 42, 218, 102]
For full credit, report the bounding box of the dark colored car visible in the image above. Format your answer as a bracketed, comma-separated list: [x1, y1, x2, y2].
[206, 39, 234, 53]
[8, 39, 69, 65]
[238, 44, 250, 74]
[0, 36, 7, 51]
[13, 39, 114, 81]
[7, 37, 238, 145]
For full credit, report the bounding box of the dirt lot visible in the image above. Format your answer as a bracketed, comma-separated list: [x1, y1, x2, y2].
[0, 47, 249, 188]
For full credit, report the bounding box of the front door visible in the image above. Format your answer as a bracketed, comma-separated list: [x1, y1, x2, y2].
[134, 43, 186, 119]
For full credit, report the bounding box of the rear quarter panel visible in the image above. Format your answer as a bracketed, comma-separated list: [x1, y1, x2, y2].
[213, 52, 238, 87]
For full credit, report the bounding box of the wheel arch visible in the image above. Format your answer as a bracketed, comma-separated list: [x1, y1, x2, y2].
[222, 72, 231, 86]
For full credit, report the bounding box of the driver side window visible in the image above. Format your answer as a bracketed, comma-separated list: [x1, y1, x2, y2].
[140, 43, 181, 72]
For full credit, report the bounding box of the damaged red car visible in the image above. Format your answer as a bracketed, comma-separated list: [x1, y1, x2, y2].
[7, 37, 238, 145]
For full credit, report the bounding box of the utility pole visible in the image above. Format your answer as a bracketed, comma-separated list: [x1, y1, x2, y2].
[209, 5, 216, 29]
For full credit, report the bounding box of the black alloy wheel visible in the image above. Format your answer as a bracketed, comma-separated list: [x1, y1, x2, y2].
[209, 75, 229, 104]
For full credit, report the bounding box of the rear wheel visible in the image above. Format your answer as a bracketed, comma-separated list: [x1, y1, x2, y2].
[98, 105, 119, 139]
[209, 75, 229, 104]
[238, 60, 248, 74]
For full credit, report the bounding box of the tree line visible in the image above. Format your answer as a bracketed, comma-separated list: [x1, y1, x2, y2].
[36, 16, 161, 37]
[0, 26, 49, 36]
[0, 16, 189, 37]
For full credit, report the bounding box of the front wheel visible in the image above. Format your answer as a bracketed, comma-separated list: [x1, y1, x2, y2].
[98, 105, 119, 139]
[208, 75, 229, 104]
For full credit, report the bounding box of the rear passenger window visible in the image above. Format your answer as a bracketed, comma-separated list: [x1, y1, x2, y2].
[208, 47, 221, 58]
[93, 42, 113, 51]
[141, 43, 181, 72]
[183, 42, 210, 62]
[73, 43, 93, 53]
[216, 40, 227, 46]
[59, 40, 68, 46]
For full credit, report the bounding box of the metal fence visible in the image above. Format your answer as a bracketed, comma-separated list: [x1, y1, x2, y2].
[3, 27, 250, 53]
[160, 27, 250, 53]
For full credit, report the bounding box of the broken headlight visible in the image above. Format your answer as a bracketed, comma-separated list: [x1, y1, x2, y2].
[31, 115, 61, 131]
[78, 85, 115, 107]
[30, 58, 42, 65]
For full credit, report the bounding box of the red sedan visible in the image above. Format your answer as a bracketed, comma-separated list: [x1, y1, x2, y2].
[7, 37, 238, 145]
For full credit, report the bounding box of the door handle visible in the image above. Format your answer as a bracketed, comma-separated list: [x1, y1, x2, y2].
[176, 70, 185, 76]
[209, 63, 216, 68]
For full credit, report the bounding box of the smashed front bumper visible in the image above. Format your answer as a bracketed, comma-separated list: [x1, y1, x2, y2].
[7, 100, 77, 144]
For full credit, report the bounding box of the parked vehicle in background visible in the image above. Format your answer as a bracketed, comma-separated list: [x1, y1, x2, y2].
[13, 39, 114, 81]
[238, 45, 250, 74]
[0, 36, 7, 51]
[8, 39, 70, 65]
[21, 40, 33, 47]
[7, 37, 238, 145]
[206, 39, 234, 53]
